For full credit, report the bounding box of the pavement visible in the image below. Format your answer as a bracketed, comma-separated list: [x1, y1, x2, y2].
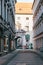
[7, 49, 43, 65]
[0, 50, 19, 65]
[0, 49, 43, 65]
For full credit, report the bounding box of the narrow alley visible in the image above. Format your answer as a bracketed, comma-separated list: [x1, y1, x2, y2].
[0, 0, 43, 65]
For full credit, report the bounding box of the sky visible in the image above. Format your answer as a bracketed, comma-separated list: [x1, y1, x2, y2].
[17, 0, 34, 3]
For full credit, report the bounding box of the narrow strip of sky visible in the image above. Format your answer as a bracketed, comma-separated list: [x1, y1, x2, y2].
[17, 0, 34, 3]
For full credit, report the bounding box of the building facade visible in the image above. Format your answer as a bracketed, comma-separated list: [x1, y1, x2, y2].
[0, 0, 16, 52]
[32, 0, 43, 50]
[15, 3, 33, 49]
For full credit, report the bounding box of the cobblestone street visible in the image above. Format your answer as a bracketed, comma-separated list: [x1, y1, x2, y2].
[7, 50, 43, 65]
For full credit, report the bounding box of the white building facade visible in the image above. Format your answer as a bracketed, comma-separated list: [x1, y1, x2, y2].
[15, 14, 33, 48]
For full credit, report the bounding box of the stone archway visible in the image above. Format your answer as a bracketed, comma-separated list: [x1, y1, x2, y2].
[15, 36, 21, 49]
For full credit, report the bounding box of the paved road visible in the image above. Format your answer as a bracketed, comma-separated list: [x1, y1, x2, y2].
[7, 51, 43, 65]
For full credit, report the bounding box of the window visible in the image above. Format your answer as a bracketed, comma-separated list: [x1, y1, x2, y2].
[1, 0, 2, 16]
[38, 25, 39, 28]
[12, 1, 14, 3]
[0, 1, 1, 15]
[4, 4, 6, 20]
[40, 23, 41, 26]
[42, 21, 43, 24]
[26, 17, 29, 20]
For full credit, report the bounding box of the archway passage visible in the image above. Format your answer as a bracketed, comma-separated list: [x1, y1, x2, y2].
[15, 36, 22, 49]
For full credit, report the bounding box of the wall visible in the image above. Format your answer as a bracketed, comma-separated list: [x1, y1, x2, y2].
[15, 14, 34, 48]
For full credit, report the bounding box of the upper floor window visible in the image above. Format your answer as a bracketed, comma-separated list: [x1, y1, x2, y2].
[4, 4, 6, 20]
[26, 17, 29, 20]
[40, 23, 41, 27]
[42, 20, 43, 24]
[0, 1, 1, 15]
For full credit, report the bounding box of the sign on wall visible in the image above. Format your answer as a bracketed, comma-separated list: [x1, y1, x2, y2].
[25, 34, 30, 42]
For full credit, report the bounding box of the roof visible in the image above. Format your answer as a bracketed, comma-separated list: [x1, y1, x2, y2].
[15, 3, 33, 14]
